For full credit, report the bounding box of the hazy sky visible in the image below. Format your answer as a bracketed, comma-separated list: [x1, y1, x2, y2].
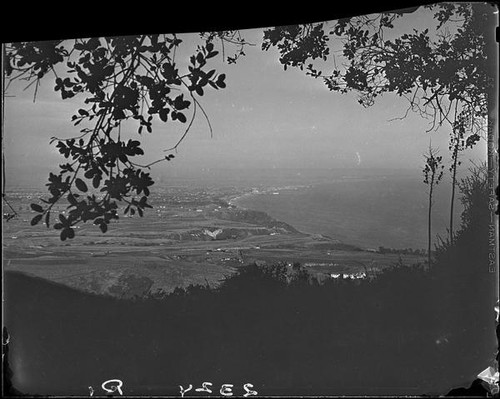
[2, 6, 490, 188]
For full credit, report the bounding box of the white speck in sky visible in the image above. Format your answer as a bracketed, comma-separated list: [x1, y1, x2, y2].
[356, 151, 362, 165]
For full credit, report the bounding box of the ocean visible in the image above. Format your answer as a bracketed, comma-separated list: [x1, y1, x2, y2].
[226, 168, 461, 250]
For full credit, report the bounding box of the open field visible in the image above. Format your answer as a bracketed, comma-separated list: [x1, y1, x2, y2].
[3, 186, 426, 297]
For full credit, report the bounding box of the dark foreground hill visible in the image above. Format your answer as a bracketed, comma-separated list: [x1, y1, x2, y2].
[3, 255, 496, 397]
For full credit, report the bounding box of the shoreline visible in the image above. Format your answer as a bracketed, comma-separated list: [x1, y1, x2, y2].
[221, 180, 432, 252]
[222, 183, 346, 245]
[226, 183, 314, 208]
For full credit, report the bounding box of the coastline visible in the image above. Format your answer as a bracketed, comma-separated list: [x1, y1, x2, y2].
[221, 184, 349, 246]
[226, 183, 314, 208]
[221, 176, 443, 251]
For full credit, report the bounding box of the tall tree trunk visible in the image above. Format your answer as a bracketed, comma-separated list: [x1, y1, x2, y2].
[449, 141, 459, 243]
[428, 179, 434, 268]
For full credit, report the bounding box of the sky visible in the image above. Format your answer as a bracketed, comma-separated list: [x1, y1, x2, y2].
[2, 6, 491, 188]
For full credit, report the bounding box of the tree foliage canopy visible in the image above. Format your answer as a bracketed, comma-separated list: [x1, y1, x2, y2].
[4, 32, 247, 240]
[262, 2, 494, 138]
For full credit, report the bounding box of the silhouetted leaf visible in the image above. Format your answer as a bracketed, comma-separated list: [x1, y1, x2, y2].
[196, 52, 204, 64]
[66, 228, 75, 239]
[176, 112, 187, 123]
[75, 178, 88, 192]
[206, 69, 216, 79]
[30, 203, 44, 213]
[195, 86, 204, 96]
[92, 175, 101, 189]
[159, 108, 170, 122]
[99, 223, 108, 233]
[216, 74, 226, 88]
[30, 214, 43, 226]
[67, 193, 78, 206]
[60, 228, 74, 241]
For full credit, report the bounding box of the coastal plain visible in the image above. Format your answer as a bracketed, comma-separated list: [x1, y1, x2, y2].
[3, 185, 426, 297]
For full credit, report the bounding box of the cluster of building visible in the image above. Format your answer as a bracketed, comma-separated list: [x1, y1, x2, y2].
[329, 272, 367, 280]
